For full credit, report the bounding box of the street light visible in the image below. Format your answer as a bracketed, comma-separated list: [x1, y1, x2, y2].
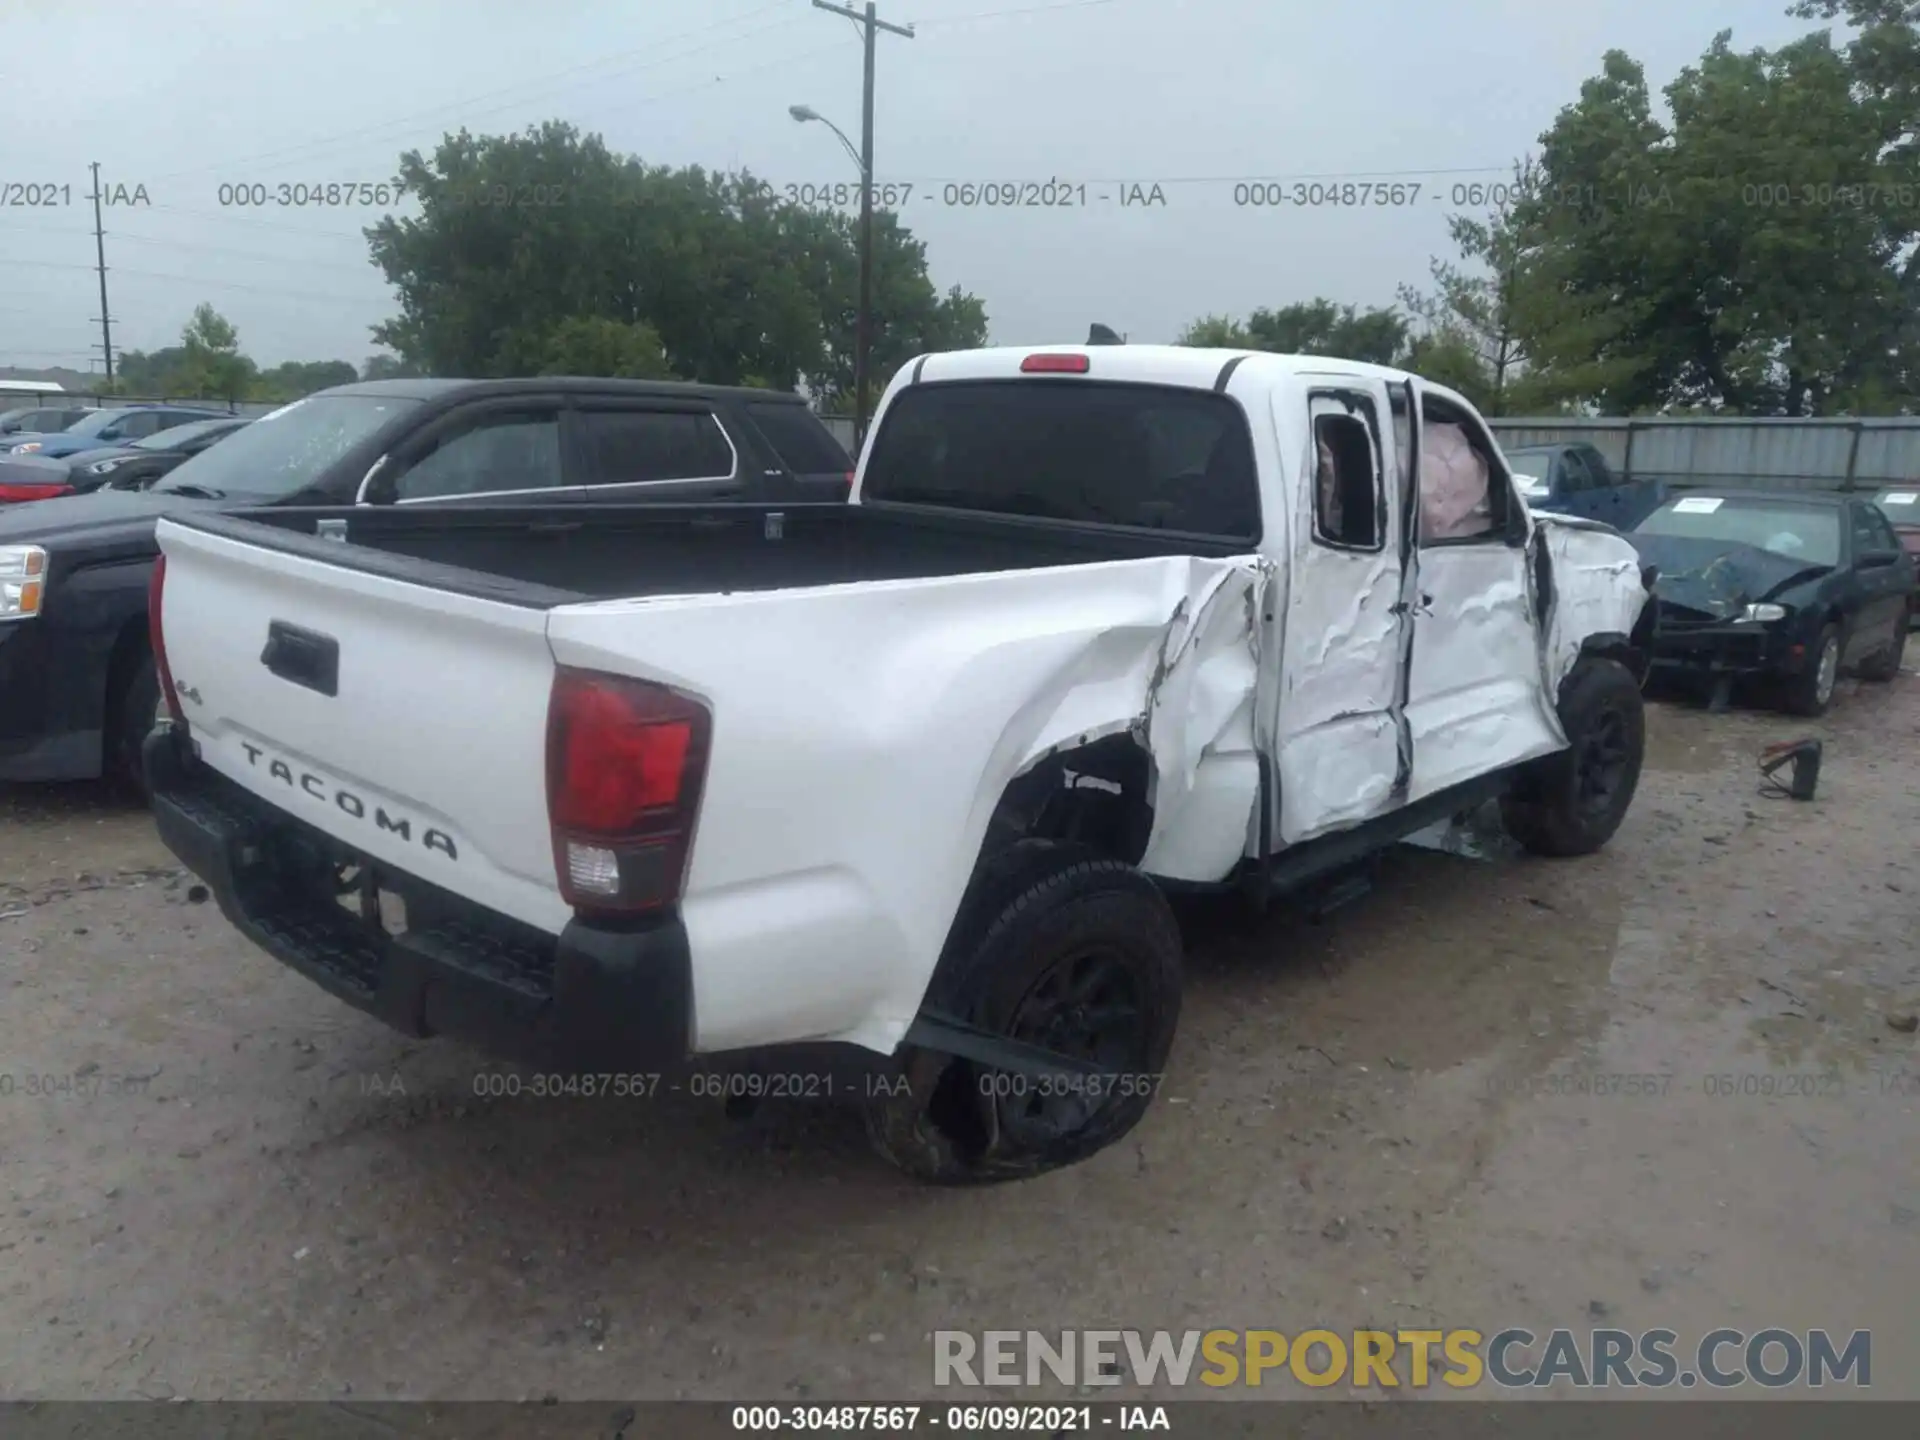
[790, 102, 874, 439]
[789, 106, 865, 175]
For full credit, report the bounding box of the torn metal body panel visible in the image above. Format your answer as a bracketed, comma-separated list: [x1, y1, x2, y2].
[1534, 511, 1652, 687]
[547, 552, 1274, 1058]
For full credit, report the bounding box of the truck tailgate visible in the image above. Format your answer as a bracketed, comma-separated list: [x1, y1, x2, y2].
[156, 518, 571, 934]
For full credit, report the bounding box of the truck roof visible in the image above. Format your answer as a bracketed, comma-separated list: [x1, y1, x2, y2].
[909, 343, 1475, 412]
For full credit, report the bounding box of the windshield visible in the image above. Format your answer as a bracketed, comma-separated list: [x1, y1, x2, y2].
[862, 380, 1261, 539]
[1635, 496, 1842, 567]
[1501, 449, 1556, 496]
[1871, 487, 1919, 520]
[153, 394, 420, 499]
[132, 418, 241, 451]
[64, 409, 131, 436]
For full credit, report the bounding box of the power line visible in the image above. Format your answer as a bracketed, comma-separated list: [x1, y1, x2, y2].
[916, 0, 1120, 26]
[5, 257, 376, 306]
[142, 3, 803, 184]
[582, 40, 852, 123]
[108, 229, 379, 276]
[137, 204, 374, 243]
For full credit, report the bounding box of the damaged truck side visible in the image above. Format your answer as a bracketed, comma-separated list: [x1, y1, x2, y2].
[143, 344, 1654, 1182]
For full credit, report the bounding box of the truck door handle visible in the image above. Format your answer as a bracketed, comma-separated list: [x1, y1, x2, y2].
[261, 621, 340, 698]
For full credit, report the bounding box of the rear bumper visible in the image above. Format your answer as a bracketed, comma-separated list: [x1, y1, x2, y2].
[144, 727, 694, 1071]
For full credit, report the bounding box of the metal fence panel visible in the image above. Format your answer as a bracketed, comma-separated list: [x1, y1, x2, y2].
[1488, 417, 1920, 493]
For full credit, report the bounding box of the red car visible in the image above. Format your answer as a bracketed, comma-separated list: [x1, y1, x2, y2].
[1872, 490, 1920, 605]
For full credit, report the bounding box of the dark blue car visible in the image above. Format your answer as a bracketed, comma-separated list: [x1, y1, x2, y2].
[1504, 442, 1669, 531]
[3, 405, 227, 460]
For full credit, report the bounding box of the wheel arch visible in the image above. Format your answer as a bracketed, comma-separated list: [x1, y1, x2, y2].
[924, 734, 1157, 1009]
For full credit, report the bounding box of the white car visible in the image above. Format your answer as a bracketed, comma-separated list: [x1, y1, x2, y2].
[143, 342, 1654, 1181]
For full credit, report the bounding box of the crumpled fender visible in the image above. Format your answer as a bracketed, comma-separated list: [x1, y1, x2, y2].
[1531, 510, 1651, 700]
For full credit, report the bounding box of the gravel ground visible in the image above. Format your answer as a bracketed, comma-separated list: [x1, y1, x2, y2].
[1, 679, 1916, 1404]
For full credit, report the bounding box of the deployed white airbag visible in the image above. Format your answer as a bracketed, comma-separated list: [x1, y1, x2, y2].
[1421, 421, 1492, 540]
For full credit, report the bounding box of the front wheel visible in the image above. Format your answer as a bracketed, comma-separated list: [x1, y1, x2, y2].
[864, 855, 1182, 1184]
[1783, 623, 1842, 715]
[1500, 656, 1646, 858]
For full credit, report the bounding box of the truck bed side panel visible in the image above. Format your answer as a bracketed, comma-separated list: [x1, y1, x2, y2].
[545, 554, 1265, 1057]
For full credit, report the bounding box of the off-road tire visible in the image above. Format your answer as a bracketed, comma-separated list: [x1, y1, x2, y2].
[1783, 623, 1843, 716]
[1857, 612, 1908, 682]
[1500, 656, 1645, 858]
[864, 853, 1182, 1184]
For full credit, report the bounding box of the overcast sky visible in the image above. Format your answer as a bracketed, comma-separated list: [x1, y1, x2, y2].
[1, 0, 1815, 374]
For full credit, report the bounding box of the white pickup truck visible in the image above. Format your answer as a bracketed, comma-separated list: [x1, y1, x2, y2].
[145, 342, 1654, 1182]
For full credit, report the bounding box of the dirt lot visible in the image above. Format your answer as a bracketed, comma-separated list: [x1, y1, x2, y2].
[1, 678, 1916, 1405]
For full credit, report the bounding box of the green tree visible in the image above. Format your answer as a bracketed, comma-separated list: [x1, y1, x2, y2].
[365, 121, 986, 398]
[1175, 314, 1255, 348]
[111, 313, 353, 401]
[176, 303, 256, 399]
[1403, 325, 1496, 410]
[1401, 158, 1646, 415]
[534, 316, 674, 379]
[1175, 299, 1408, 364]
[1517, 27, 1917, 415]
[360, 352, 423, 381]
[253, 359, 358, 401]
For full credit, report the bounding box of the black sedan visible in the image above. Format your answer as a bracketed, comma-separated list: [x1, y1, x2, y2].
[1628, 490, 1916, 715]
[0, 416, 251, 505]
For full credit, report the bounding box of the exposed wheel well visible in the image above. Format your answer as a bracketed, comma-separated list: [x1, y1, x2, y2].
[1578, 628, 1649, 689]
[924, 735, 1156, 1008]
[979, 734, 1154, 870]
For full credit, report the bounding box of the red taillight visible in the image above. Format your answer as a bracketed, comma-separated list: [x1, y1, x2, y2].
[148, 554, 185, 726]
[0, 482, 73, 503]
[1020, 352, 1090, 373]
[546, 667, 710, 915]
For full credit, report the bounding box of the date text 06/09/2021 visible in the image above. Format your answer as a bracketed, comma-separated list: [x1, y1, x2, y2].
[730, 1405, 1171, 1432]
[462, 1070, 1169, 1103]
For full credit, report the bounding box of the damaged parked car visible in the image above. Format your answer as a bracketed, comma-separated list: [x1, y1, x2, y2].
[1629, 491, 1916, 715]
[144, 342, 1654, 1182]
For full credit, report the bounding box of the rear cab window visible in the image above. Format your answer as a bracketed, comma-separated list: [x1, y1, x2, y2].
[860, 380, 1261, 541]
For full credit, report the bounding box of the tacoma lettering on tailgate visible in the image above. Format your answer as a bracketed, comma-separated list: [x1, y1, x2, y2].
[238, 741, 458, 859]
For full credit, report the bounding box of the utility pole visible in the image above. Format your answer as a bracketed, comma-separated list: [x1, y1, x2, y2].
[810, 0, 912, 445]
[88, 161, 115, 388]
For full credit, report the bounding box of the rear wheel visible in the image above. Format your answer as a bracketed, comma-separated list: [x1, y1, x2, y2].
[1857, 612, 1908, 682]
[1783, 623, 1842, 716]
[1500, 656, 1645, 858]
[864, 853, 1182, 1184]
[107, 650, 161, 798]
